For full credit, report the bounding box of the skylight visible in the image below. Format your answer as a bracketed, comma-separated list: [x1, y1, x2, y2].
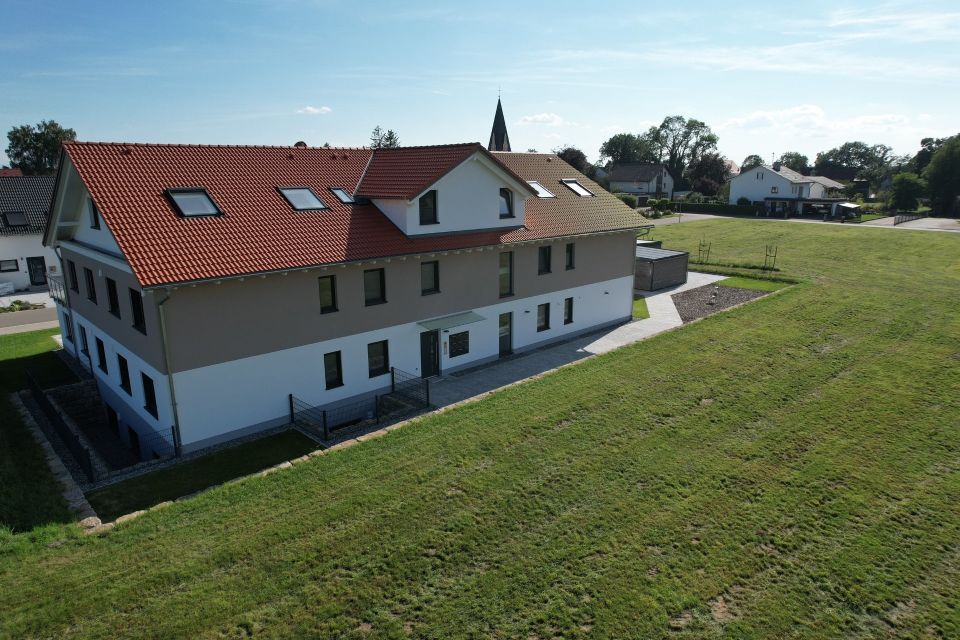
[278, 187, 327, 211]
[329, 187, 355, 204]
[2, 211, 28, 226]
[560, 179, 594, 197]
[527, 181, 555, 198]
[167, 188, 222, 217]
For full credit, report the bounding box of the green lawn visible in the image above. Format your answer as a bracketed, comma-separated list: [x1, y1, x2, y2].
[632, 295, 650, 319]
[717, 276, 792, 292]
[0, 329, 77, 535]
[1, 220, 958, 638]
[87, 430, 319, 522]
[857, 213, 887, 223]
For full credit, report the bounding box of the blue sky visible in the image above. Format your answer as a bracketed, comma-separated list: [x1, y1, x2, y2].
[2, 0, 958, 166]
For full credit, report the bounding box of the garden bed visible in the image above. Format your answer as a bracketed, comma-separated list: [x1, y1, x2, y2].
[671, 284, 767, 323]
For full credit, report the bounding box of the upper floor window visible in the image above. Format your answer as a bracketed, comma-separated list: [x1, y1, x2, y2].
[565, 243, 575, 270]
[278, 187, 327, 211]
[329, 187, 355, 204]
[89, 200, 101, 229]
[106, 278, 120, 317]
[318, 275, 338, 314]
[419, 190, 438, 225]
[527, 181, 555, 198]
[421, 260, 439, 295]
[538, 246, 552, 275]
[84, 268, 97, 303]
[130, 289, 146, 334]
[166, 188, 222, 217]
[499, 252, 513, 298]
[95, 337, 108, 373]
[561, 179, 593, 197]
[67, 261, 79, 292]
[142, 373, 158, 418]
[364, 268, 386, 306]
[771, 186, 779, 194]
[118, 354, 131, 394]
[499, 188, 514, 219]
[2, 211, 27, 227]
[78, 325, 89, 355]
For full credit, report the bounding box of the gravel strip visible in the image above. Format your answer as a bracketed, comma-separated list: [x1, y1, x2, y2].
[671, 285, 767, 323]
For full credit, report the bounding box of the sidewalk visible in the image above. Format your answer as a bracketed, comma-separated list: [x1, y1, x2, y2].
[0, 307, 59, 336]
[429, 272, 723, 407]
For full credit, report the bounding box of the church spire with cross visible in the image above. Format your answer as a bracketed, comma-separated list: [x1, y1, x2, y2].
[487, 96, 511, 152]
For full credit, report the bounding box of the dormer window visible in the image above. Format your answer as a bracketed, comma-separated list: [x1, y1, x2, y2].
[561, 179, 593, 197]
[419, 190, 438, 225]
[527, 181, 555, 198]
[89, 200, 100, 229]
[278, 187, 327, 211]
[167, 188, 222, 217]
[2, 211, 27, 227]
[329, 187, 355, 204]
[499, 188, 514, 219]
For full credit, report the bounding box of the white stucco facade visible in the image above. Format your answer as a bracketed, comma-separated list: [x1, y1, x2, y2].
[0, 233, 60, 291]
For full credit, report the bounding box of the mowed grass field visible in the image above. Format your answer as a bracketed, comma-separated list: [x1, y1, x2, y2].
[1, 220, 958, 638]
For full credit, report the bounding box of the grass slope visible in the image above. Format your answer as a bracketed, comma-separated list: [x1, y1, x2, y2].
[0, 329, 77, 533]
[1, 221, 958, 638]
[717, 277, 791, 292]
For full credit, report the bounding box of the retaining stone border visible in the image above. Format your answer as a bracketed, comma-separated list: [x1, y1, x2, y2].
[84, 285, 796, 536]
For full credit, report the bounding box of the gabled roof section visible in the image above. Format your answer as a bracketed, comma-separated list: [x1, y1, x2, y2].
[488, 98, 511, 152]
[807, 174, 845, 189]
[609, 163, 671, 183]
[0, 174, 55, 236]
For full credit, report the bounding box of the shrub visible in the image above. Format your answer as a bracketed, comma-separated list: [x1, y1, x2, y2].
[736, 197, 751, 206]
[686, 192, 705, 203]
[614, 193, 638, 208]
[646, 198, 659, 209]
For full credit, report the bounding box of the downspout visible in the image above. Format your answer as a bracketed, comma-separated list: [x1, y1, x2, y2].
[155, 291, 183, 456]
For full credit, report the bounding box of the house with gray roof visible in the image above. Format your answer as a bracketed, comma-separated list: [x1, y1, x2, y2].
[0, 173, 58, 292]
[608, 163, 674, 200]
[729, 162, 848, 216]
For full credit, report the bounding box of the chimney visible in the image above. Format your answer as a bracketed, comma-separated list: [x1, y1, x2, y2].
[772, 161, 782, 171]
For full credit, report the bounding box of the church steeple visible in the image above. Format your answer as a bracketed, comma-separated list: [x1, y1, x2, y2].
[488, 97, 511, 152]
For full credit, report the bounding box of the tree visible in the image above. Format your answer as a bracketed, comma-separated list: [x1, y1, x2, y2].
[923, 135, 960, 215]
[553, 146, 591, 173]
[777, 151, 809, 174]
[741, 154, 764, 171]
[909, 136, 952, 174]
[644, 116, 718, 189]
[369, 126, 400, 149]
[814, 141, 894, 186]
[889, 173, 926, 211]
[598, 133, 656, 167]
[684, 152, 729, 196]
[5, 120, 76, 175]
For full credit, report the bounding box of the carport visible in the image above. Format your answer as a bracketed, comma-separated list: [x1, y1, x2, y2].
[634, 245, 689, 291]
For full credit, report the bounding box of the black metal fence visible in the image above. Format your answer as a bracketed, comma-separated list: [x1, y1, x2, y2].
[391, 367, 430, 407]
[894, 214, 922, 226]
[25, 370, 98, 482]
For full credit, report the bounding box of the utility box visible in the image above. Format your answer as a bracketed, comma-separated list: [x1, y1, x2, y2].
[634, 245, 689, 291]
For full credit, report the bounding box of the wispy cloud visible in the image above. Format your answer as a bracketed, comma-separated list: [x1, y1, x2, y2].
[517, 112, 568, 126]
[296, 105, 332, 115]
[718, 104, 924, 141]
[824, 7, 960, 42]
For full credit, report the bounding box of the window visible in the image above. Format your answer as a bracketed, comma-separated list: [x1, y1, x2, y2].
[324, 351, 343, 389]
[367, 340, 389, 378]
[84, 268, 97, 303]
[499, 251, 513, 297]
[318, 275, 337, 314]
[771, 186, 779, 194]
[89, 200, 100, 229]
[2, 211, 27, 227]
[142, 373, 158, 418]
[537, 303, 550, 332]
[363, 268, 386, 306]
[130, 289, 146, 334]
[67, 261, 79, 291]
[565, 243, 575, 270]
[564, 297, 574, 325]
[118, 354, 131, 394]
[0, 259, 17, 272]
[538, 246, 552, 275]
[96, 337, 108, 373]
[527, 181, 555, 198]
[499, 188, 514, 218]
[63, 313, 74, 342]
[106, 278, 120, 317]
[78, 325, 89, 355]
[449, 331, 469, 358]
[278, 187, 327, 211]
[420, 261, 439, 295]
[166, 188, 222, 217]
[561, 179, 593, 197]
[329, 187, 355, 204]
[419, 190, 438, 225]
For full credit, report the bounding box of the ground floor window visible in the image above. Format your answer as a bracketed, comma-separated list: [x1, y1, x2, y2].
[449, 331, 469, 357]
[324, 350, 343, 389]
[0, 259, 18, 272]
[564, 297, 574, 325]
[62, 313, 74, 342]
[367, 340, 389, 378]
[142, 373, 158, 418]
[537, 303, 550, 332]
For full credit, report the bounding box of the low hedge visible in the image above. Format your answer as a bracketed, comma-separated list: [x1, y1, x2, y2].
[613, 193, 638, 208]
[677, 202, 763, 215]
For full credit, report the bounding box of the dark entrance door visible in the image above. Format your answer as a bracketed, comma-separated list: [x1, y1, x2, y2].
[420, 330, 440, 378]
[498, 312, 512, 357]
[26, 257, 46, 286]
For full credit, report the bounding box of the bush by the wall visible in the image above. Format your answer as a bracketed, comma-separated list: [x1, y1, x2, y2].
[736, 197, 751, 206]
[614, 192, 638, 208]
[646, 198, 659, 209]
[679, 202, 763, 215]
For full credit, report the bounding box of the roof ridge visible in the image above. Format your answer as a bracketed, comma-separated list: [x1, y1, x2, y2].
[64, 141, 372, 151]
[370, 142, 482, 151]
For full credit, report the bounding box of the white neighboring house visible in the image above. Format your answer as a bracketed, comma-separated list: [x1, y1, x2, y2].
[0, 172, 59, 293]
[608, 164, 674, 200]
[729, 163, 847, 216]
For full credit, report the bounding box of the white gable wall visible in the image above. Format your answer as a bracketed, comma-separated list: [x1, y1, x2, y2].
[729, 166, 803, 204]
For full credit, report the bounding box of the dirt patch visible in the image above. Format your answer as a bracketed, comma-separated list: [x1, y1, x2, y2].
[710, 596, 734, 623]
[671, 285, 767, 323]
[668, 611, 693, 630]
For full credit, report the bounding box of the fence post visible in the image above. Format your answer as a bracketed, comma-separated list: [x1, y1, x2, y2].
[322, 410, 329, 441]
[390, 367, 396, 392]
[288, 393, 294, 424]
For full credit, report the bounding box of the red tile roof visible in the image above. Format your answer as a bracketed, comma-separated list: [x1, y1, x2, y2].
[58, 142, 646, 288]
[0, 168, 25, 177]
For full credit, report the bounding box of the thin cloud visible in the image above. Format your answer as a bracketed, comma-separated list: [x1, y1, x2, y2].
[517, 113, 568, 126]
[296, 106, 332, 115]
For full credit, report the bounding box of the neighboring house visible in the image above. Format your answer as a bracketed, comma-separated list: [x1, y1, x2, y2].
[44, 141, 646, 457]
[728, 163, 846, 215]
[608, 164, 674, 200]
[1, 173, 59, 291]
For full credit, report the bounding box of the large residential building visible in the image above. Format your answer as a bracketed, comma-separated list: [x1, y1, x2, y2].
[729, 163, 846, 215]
[608, 163, 674, 200]
[44, 141, 646, 457]
[1, 172, 59, 292]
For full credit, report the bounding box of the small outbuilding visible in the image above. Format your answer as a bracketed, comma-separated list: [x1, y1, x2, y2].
[634, 245, 688, 291]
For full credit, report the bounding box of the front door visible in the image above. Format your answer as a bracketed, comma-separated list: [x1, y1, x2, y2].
[498, 312, 512, 357]
[420, 330, 440, 378]
[26, 257, 46, 286]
